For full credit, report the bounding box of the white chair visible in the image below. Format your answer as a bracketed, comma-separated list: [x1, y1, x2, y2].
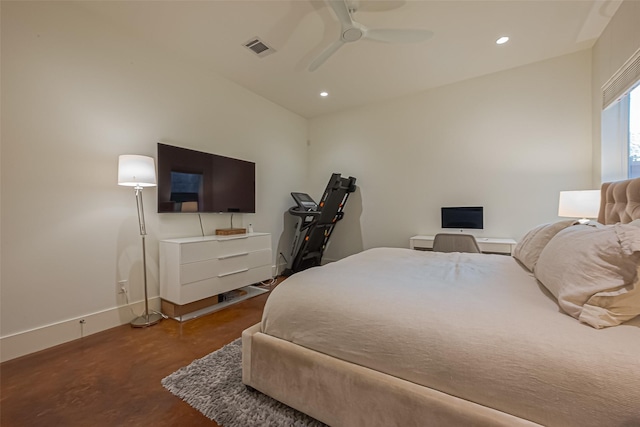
[432, 233, 481, 253]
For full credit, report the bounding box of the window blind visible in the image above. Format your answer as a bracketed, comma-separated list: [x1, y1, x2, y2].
[602, 46, 640, 109]
[602, 49, 640, 110]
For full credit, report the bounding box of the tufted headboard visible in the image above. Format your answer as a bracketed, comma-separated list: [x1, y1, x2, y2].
[598, 177, 640, 224]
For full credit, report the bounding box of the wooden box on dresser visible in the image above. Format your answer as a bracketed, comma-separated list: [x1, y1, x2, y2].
[159, 232, 272, 316]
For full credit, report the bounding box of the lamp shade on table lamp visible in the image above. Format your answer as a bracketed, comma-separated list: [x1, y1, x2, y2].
[558, 190, 601, 223]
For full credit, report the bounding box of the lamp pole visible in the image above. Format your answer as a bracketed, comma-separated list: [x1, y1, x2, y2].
[130, 185, 163, 327]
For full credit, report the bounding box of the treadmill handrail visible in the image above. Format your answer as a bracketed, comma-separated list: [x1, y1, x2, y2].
[288, 207, 320, 232]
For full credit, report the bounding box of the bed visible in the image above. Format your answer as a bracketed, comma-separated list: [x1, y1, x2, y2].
[242, 178, 640, 427]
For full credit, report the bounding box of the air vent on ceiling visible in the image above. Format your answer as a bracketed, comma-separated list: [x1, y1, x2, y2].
[243, 37, 276, 58]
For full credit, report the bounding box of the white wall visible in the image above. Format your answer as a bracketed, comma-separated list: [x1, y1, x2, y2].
[308, 51, 593, 259]
[0, 1, 613, 362]
[591, 0, 640, 185]
[0, 2, 307, 361]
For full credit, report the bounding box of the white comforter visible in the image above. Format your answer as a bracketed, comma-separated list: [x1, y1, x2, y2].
[261, 248, 640, 427]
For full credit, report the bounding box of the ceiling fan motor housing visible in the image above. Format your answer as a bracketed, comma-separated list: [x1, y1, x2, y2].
[343, 27, 363, 42]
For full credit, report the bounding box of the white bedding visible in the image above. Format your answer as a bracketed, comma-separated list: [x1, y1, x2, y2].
[261, 247, 640, 427]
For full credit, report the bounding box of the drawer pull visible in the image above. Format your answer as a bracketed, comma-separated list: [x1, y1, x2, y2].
[219, 236, 249, 241]
[218, 268, 249, 278]
[218, 252, 249, 260]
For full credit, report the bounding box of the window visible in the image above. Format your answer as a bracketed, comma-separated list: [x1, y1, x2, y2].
[601, 82, 640, 182]
[601, 47, 640, 182]
[630, 85, 640, 178]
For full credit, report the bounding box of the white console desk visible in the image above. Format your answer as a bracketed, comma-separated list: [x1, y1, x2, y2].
[410, 235, 517, 255]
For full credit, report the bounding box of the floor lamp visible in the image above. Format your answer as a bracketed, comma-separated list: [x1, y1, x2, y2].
[118, 154, 163, 328]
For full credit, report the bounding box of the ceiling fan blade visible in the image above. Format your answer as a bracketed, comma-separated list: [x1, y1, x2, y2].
[327, 0, 353, 27]
[364, 28, 434, 43]
[309, 39, 345, 71]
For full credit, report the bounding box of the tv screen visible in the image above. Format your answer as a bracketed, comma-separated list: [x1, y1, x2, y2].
[157, 143, 255, 213]
[441, 206, 483, 229]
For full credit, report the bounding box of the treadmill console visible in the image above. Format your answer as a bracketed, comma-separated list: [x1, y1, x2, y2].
[291, 192, 318, 211]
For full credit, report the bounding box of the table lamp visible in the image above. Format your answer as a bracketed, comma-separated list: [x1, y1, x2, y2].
[558, 190, 601, 224]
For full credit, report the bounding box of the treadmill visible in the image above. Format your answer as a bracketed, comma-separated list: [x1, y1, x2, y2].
[283, 173, 357, 276]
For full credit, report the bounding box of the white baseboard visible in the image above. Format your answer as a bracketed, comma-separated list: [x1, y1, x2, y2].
[0, 297, 161, 363]
[1, 262, 282, 363]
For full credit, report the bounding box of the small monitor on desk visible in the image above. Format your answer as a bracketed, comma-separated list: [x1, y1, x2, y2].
[441, 206, 483, 230]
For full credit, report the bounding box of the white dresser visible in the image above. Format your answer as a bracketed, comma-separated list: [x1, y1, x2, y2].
[160, 233, 272, 306]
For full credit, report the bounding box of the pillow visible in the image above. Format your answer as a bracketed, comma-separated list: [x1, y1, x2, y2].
[513, 220, 577, 272]
[534, 223, 640, 328]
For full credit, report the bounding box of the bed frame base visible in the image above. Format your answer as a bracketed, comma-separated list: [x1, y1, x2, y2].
[242, 324, 541, 427]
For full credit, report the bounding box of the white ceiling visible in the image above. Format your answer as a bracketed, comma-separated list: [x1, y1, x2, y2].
[77, 0, 622, 118]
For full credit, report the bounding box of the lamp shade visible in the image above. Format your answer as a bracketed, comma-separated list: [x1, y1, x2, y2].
[558, 190, 600, 219]
[118, 155, 157, 187]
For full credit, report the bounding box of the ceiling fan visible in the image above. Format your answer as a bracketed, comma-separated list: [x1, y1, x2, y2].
[309, 0, 434, 72]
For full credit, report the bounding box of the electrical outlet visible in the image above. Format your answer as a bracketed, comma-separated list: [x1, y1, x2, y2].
[118, 279, 128, 294]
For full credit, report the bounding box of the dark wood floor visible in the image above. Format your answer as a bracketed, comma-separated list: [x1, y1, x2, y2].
[0, 282, 280, 427]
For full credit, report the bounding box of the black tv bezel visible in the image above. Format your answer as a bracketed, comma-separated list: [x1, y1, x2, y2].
[156, 143, 255, 214]
[441, 206, 484, 230]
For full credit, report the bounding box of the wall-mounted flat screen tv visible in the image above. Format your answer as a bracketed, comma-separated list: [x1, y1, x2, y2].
[441, 206, 483, 229]
[157, 143, 255, 213]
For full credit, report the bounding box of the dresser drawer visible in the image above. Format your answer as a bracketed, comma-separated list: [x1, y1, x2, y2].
[218, 234, 270, 253]
[215, 264, 272, 296]
[180, 241, 220, 264]
[179, 249, 271, 285]
[179, 234, 271, 264]
[177, 264, 273, 305]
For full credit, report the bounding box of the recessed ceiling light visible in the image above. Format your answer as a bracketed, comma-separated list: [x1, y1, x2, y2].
[320, 91, 329, 97]
[496, 36, 509, 45]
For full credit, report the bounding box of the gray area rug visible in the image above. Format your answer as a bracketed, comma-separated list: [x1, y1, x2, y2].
[162, 338, 327, 427]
